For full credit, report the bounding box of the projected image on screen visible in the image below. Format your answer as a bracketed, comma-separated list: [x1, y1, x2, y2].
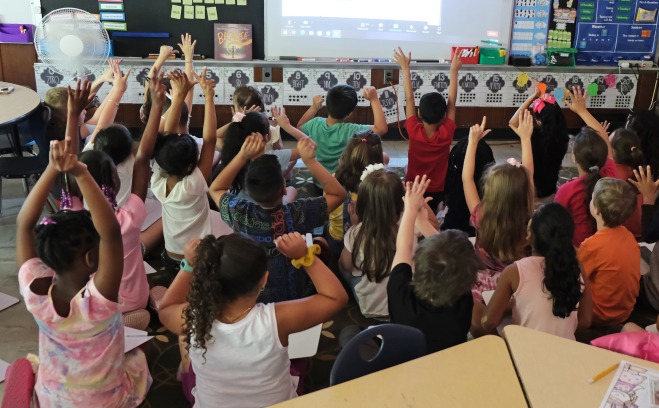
[280, 0, 442, 41]
[265, 0, 514, 60]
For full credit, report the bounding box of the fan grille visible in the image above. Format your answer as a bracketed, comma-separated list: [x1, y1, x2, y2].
[35, 8, 110, 78]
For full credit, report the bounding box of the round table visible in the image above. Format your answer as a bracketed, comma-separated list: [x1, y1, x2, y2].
[0, 81, 41, 155]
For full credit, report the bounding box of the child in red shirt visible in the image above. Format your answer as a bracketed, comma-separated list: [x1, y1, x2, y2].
[394, 47, 461, 212]
[578, 178, 639, 325]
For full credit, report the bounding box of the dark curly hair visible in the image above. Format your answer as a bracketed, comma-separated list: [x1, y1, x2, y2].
[530, 102, 569, 198]
[532, 203, 583, 318]
[334, 130, 384, 193]
[184, 233, 267, 359]
[34, 210, 99, 273]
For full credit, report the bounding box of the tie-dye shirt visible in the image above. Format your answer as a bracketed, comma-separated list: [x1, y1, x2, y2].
[18, 258, 151, 408]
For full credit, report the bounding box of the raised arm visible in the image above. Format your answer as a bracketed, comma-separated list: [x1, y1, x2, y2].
[88, 60, 130, 144]
[209, 134, 264, 204]
[363, 86, 387, 135]
[272, 106, 309, 141]
[510, 109, 535, 180]
[159, 239, 199, 334]
[179, 33, 197, 118]
[85, 58, 122, 125]
[392, 176, 432, 269]
[462, 117, 491, 213]
[164, 70, 196, 135]
[65, 80, 92, 154]
[275, 233, 348, 344]
[509, 87, 540, 128]
[145, 45, 177, 99]
[298, 137, 347, 212]
[394, 47, 416, 120]
[193, 68, 217, 182]
[566, 86, 612, 158]
[297, 95, 323, 129]
[133, 69, 167, 202]
[447, 54, 461, 121]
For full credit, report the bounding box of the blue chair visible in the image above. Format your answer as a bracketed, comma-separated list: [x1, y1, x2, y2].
[330, 324, 427, 386]
[0, 104, 57, 214]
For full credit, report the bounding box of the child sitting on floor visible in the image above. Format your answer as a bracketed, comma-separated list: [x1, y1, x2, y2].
[158, 232, 347, 407]
[16, 138, 151, 407]
[297, 84, 387, 187]
[610, 128, 644, 237]
[151, 69, 216, 271]
[394, 47, 461, 212]
[210, 135, 346, 302]
[578, 178, 639, 326]
[476, 203, 592, 339]
[388, 175, 481, 353]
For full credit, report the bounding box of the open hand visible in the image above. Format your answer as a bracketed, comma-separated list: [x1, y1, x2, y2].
[50, 138, 84, 174]
[100, 58, 123, 83]
[510, 109, 534, 141]
[468, 116, 492, 143]
[566, 86, 587, 115]
[149, 68, 167, 106]
[403, 175, 432, 213]
[271, 106, 290, 127]
[67, 79, 92, 116]
[275, 232, 308, 260]
[630, 165, 659, 204]
[393, 47, 411, 71]
[111, 59, 131, 93]
[178, 33, 196, 59]
[193, 67, 216, 97]
[168, 69, 197, 98]
[601, 120, 611, 135]
[297, 136, 317, 162]
[239, 133, 265, 160]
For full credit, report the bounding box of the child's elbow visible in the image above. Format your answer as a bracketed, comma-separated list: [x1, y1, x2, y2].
[373, 124, 388, 136]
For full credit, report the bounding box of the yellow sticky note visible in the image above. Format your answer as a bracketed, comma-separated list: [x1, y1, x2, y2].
[184, 5, 194, 18]
[183, 0, 192, 5]
[171, 4, 182, 18]
[193, 0, 202, 3]
[215, 0, 225, 3]
[172, 0, 181, 3]
[204, 0, 213, 3]
[237, 0, 247, 5]
[226, 0, 236, 4]
[516, 73, 529, 87]
[207, 6, 218, 20]
[195, 5, 205, 18]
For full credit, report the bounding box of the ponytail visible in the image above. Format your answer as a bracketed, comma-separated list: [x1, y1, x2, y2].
[532, 203, 583, 318]
[611, 128, 645, 169]
[573, 127, 609, 229]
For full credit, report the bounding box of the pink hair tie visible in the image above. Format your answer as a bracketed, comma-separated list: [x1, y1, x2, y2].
[361, 138, 367, 143]
[39, 217, 56, 226]
[232, 112, 245, 123]
[506, 158, 522, 168]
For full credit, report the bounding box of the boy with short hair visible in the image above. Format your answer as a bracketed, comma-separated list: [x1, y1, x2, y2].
[578, 177, 640, 325]
[297, 84, 388, 185]
[210, 132, 347, 303]
[388, 176, 482, 354]
[394, 47, 462, 211]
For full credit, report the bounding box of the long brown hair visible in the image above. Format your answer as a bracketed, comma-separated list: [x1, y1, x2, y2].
[334, 130, 384, 193]
[351, 169, 405, 282]
[478, 163, 534, 262]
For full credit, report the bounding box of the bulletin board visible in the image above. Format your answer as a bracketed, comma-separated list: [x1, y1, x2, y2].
[40, 0, 265, 59]
[574, 0, 659, 65]
[510, 0, 552, 65]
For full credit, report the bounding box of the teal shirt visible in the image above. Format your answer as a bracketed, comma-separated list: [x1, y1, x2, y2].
[301, 117, 371, 184]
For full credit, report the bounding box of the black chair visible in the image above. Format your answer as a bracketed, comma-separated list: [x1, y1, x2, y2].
[0, 104, 57, 214]
[0, 123, 36, 156]
[329, 324, 427, 386]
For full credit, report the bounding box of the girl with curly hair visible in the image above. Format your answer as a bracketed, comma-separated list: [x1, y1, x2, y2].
[475, 203, 593, 339]
[158, 232, 347, 407]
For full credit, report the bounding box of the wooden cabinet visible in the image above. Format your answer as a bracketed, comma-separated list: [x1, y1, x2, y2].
[0, 43, 38, 90]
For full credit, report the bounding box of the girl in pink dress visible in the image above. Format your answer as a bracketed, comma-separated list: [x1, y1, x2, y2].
[15, 87, 151, 407]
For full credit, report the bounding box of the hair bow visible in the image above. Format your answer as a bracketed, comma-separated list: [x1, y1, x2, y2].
[506, 158, 522, 168]
[232, 112, 245, 123]
[39, 217, 57, 226]
[531, 94, 557, 114]
[360, 163, 385, 182]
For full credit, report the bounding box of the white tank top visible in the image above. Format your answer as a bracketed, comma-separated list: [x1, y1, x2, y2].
[189, 302, 297, 408]
[512, 256, 579, 340]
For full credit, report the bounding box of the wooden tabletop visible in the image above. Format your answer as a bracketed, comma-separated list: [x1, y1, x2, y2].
[272, 335, 527, 407]
[504, 325, 659, 408]
[0, 81, 41, 127]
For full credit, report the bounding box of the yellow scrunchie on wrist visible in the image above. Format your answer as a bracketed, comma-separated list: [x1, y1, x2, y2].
[290, 244, 321, 269]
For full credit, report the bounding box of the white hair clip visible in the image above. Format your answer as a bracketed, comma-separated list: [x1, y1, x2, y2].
[360, 163, 385, 181]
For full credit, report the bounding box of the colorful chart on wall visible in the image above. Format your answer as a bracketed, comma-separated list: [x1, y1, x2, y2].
[510, 0, 552, 65]
[574, 0, 659, 65]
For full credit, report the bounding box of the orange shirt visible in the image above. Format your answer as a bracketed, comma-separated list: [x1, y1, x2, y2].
[577, 226, 640, 325]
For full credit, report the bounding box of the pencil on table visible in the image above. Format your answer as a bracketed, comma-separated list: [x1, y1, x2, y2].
[588, 363, 619, 384]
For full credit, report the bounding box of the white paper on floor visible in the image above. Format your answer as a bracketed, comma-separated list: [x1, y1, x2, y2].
[0, 359, 9, 383]
[0, 292, 19, 312]
[124, 327, 154, 353]
[143, 261, 157, 275]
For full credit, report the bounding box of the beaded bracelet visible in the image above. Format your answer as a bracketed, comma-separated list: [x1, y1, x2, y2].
[290, 244, 321, 269]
